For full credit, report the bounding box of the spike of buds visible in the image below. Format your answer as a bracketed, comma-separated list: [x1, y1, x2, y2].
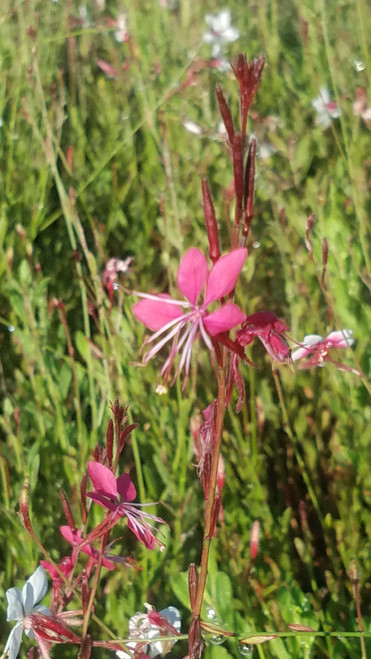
[201, 179, 221, 263]
[231, 55, 265, 140]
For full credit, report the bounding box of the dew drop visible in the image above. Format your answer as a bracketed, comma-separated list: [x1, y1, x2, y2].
[353, 58, 365, 72]
[239, 643, 254, 655]
[252, 241, 261, 249]
[7, 325, 15, 332]
[206, 607, 217, 621]
[209, 634, 225, 645]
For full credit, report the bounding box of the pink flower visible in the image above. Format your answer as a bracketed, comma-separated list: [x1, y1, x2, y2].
[132, 247, 247, 383]
[60, 526, 115, 570]
[353, 86, 371, 126]
[237, 311, 291, 362]
[292, 330, 355, 370]
[40, 557, 74, 608]
[87, 462, 165, 551]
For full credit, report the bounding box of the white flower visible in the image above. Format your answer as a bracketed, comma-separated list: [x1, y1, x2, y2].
[115, 12, 129, 43]
[311, 87, 341, 129]
[3, 566, 50, 659]
[116, 604, 181, 659]
[203, 10, 239, 60]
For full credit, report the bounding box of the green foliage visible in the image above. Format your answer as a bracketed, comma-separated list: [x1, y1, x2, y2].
[1, 0, 371, 657]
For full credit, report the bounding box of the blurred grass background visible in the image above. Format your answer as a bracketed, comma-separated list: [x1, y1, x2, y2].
[0, 0, 370, 657]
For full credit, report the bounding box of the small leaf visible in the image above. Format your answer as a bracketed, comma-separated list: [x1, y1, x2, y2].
[239, 634, 277, 645]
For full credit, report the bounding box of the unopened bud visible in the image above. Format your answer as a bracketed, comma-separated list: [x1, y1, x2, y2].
[106, 419, 114, 468]
[80, 474, 87, 524]
[19, 477, 33, 534]
[188, 563, 199, 613]
[59, 489, 76, 531]
[250, 520, 260, 561]
[232, 133, 243, 218]
[201, 179, 221, 264]
[207, 495, 221, 539]
[243, 138, 256, 236]
[215, 85, 235, 145]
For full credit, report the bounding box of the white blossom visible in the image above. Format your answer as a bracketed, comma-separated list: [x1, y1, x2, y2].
[116, 604, 181, 659]
[3, 566, 50, 659]
[311, 87, 341, 129]
[203, 10, 239, 60]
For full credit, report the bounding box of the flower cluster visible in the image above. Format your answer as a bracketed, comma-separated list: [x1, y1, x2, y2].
[3, 402, 166, 658]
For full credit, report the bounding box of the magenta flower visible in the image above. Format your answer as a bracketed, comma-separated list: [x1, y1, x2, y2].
[132, 247, 247, 383]
[59, 526, 115, 570]
[237, 311, 291, 362]
[292, 330, 356, 370]
[87, 462, 165, 551]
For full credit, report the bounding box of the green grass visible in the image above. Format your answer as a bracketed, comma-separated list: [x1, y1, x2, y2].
[1, 0, 371, 657]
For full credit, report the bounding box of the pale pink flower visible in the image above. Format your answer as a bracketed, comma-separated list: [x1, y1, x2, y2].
[132, 247, 247, 383]
[312, 87, 341, 129]
[102, 256, 133, 301]
[292, 330, 355, 370]
[116, 604, 181, 659]
[203, 10, 239, 61]
[114, 12, 129, 43]
[353, 86, 371, 126]
[87, 462, 165, 550]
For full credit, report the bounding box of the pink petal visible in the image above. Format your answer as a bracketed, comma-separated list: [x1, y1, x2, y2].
[177, 248, 208, 304]
[324, 330, 353, 348]
[60, 526, 75, 544]
[88, 462, 117, 498]
[203, 303, 246, 336]
[116, 473, 136, 502]
[291, 346, 312, 361]
[259, 334, 291, 362]
[133, 297, 183, 331]
[86, 492, 117, 511]
[204, 248, 247, 306]
[127, 518, 156, 550]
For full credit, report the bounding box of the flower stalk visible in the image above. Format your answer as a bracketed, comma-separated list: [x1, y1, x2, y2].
[189, 364, 227, 654]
